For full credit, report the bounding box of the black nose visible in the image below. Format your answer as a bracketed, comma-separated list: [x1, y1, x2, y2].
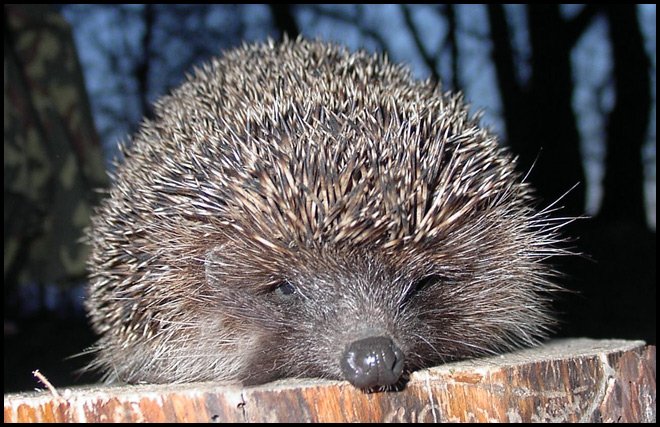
[340, 336, 404, 388]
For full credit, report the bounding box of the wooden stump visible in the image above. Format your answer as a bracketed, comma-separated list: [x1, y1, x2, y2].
[3, 338, 656, 423]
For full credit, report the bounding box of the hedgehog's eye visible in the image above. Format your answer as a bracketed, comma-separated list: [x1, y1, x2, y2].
[403, 274, 443, 303]
[274, 280, 297, 298]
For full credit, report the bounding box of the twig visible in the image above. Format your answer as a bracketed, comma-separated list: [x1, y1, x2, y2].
[33, 369, 61, 399]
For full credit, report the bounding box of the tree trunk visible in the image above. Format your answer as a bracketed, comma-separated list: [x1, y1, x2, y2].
[598, 5, 651, 228]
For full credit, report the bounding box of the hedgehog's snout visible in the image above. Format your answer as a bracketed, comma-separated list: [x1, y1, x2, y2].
[340, 336, 404, 388]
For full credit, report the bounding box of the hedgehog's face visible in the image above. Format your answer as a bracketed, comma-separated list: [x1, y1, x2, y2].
[204, 244, 470, 390]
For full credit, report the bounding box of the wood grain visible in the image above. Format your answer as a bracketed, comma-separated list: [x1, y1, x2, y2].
[4, 338, 656, 423]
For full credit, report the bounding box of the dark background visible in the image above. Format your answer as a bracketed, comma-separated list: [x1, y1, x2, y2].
[4, 4, 655, 393]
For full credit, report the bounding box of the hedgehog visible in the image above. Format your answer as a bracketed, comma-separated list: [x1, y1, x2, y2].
[85, 37, 569, 390]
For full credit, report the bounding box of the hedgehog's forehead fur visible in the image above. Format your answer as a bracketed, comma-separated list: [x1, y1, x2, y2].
[116, 38, 530, 266]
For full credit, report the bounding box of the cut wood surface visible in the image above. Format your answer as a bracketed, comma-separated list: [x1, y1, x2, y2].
[4, 338, 656, 423]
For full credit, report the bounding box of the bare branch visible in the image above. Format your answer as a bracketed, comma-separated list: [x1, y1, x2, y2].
[400, 4, 440, 82]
